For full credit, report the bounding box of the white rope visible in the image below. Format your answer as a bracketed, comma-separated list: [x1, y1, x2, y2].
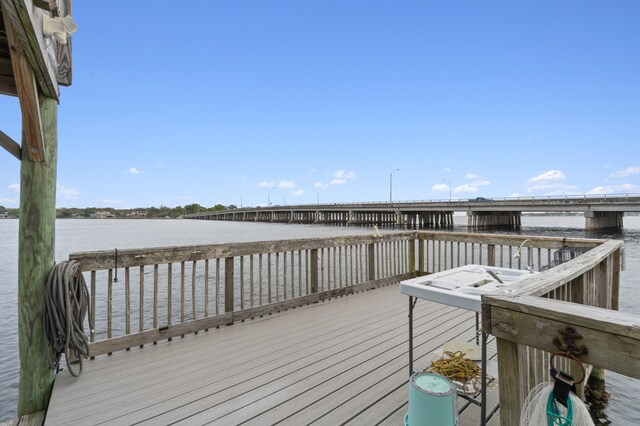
[520, 382, 594, 426]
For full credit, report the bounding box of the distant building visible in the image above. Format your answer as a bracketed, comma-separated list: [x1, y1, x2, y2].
[128, 211, 147, 218]
[91, 211, 116, 219]
[0, 213, 8, 219]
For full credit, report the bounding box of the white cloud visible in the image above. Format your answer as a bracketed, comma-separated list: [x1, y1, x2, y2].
[291, 189, 304, 196]
[465, 173, 479, 179]
[443, 167, 451, 173]
[610, 166, 640, 179]
[277, 180, 296, 189]
[527, 170, 566, 184]
[587, 184, 638, 194]
[0, 197, 17, 204]
[57, 185, 80, 200]
[126, 167, 145, 175]
[259, 181, 276, 189]
[603, 164, 610, 170]
[156, 164, 164, 168]
[432, 183, 449, 192]
[177, 195, 192, 200]
[527, 183, 566, 193]
[332, 169, 356, 180]
[310, 168, 317, 173]
[9, 183, 20, 192]
[314, 182, 329, 189]
[472, 179, 491, 187]
[454, 184, 479, 193]
[330, 179, 347, 185]
[103, 199, 125, 205]
[509, 193, 523, 198]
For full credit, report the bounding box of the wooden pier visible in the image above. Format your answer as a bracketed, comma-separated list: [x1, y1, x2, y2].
[46, 284, 498, 425]
[36, 230, 636, 425]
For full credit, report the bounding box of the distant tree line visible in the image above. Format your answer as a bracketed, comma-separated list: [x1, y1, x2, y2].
[0, 203, 234, 219]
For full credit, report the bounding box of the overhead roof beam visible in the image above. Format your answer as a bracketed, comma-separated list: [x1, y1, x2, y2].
[1, 0, 59, 100]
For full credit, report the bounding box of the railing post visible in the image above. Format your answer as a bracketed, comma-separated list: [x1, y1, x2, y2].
[367, 243, 375, 281]
[408, 238, 416, 274]
[487, 244, 495, 267]
[418, 238, 424, 275]
[496, 338, 526, 426]
[225, 257, 234, 314]
[611, 249, 621, 311]
[310, 249, 319, 293]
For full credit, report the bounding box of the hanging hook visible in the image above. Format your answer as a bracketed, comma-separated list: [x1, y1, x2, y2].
[113, 248, 119, 283]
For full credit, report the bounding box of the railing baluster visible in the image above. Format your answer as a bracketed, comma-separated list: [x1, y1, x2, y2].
[180, 262, 185, 324]
[125, 267, 130, 337]
[240, 256, 245, 310]
[298, 250, 302, 296]
[191, 260, 197, 321]
[139, 265, 144, 346]
[268, 253, 272, 303]
[215, 258, 220, 315]
[153, 264, 158, 329]
[290, 251, 294, 298]
[204, 259, 209, 317]
[90, 271, 96, 342]
[107, 269, 112, 340]
[250, 255, 254, 308]
[276, 252, 280, 302]
[167, 263, 172, 326]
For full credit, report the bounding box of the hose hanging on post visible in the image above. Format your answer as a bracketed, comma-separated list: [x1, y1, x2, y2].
[44, 260, 92, 377]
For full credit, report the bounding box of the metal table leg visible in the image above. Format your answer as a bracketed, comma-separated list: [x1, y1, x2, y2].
[409, 296, 414, 376]
[481, 330, 487, 426]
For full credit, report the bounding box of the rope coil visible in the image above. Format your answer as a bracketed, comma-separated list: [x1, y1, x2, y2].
[44, 260, 92, 377]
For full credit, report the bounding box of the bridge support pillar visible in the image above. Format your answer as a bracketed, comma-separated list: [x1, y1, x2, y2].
[585, 211, 623, 230]
[468, 211, 521, 228]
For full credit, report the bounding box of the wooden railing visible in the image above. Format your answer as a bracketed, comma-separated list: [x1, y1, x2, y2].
[72, 233, 418, 356]
[482, 239, 630, 425]
[70, 230, 630, 424]
[71, 231, 607, 359]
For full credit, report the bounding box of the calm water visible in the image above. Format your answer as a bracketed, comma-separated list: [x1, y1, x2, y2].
[0, 217, 639, 423]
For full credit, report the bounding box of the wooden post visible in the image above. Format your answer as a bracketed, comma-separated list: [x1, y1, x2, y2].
[496, 338, 526, 426]
[225, 257, 234, 314]
[17, 97, 57, 415]
[418, 238, 424, 275]
[367, 243, 375, 281]
[408, 238, 415, 275]
[310, 249, 318, 293]
[487, 244, 495, 267]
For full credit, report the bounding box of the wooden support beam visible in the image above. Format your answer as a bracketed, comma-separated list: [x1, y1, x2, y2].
[0, 56, 18, 96]
[1, 0, 59, 99]
[17, 96, 57, 416]
[0, 129, 22, 159]
[2, 2, 45, 161]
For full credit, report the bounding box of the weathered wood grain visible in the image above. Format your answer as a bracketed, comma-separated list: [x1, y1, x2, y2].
[16, 95, 56, 415]
[1, 0, 59, 99]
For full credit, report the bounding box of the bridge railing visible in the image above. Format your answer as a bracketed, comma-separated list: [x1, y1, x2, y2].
[184, 192, 640, 214]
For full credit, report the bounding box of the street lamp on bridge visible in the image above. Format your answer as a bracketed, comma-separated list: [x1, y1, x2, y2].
[312, 189, 319, 205]
[442, 178, 452, 201]
[390, 168, 399, 202]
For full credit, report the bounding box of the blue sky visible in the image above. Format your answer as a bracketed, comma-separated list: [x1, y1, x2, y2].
[1, 1, 639, 209]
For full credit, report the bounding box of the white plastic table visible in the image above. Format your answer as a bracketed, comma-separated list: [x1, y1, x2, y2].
[400, 264, 537, 425]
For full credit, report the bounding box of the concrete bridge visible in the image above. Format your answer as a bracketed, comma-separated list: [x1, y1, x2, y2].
[185, 194, 640, 230]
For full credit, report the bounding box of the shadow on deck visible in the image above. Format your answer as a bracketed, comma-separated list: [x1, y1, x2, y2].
[46, 284, 498, 425]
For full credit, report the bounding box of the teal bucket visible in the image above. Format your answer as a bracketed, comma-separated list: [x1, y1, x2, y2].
[406, 371, 458, 426]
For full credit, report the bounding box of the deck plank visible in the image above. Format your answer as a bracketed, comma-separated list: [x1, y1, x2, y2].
[46, 284, 498, 426]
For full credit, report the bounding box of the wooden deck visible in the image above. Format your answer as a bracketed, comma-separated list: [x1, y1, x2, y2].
[46, 284, 499, 425]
